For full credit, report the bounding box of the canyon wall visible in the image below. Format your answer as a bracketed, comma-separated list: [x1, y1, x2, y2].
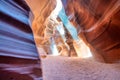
[26, 0, 120, 63]
[0, 0, 42, 80]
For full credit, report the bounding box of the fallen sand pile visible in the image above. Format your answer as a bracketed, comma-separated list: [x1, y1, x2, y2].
[41, 56, 120, 80]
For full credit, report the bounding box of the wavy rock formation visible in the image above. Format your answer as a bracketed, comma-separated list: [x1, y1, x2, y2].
[0, 0, 120, 80]
[25, 0, 56, 46]
[26, 0, 120, 63]
[65, 0, 120, 63]
[0, 0, 42, 80]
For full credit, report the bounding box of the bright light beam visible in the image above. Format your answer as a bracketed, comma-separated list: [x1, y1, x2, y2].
[58, 2, 92, 58]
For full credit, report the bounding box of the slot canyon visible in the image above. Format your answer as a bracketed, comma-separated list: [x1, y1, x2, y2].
[0, 0, 120, 80]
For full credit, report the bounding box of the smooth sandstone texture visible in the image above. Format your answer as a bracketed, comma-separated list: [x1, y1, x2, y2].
[42, 56, 120, 80]
[65, 0, 120, 63]
[26, 0, 120, 63]
[0, 0, 42, 80]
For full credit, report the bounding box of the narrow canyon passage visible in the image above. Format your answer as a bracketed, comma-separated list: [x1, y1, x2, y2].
[0, 0, 120, 80]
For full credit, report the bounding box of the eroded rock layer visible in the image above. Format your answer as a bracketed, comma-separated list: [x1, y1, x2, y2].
[64, 0, 120, 63]
[0, 0, 42, 80]
[27, 0, 120, 63]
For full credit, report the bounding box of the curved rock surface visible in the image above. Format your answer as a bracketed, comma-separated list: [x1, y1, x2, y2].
[0, 0, 120, 80]
[64, 0, 120, 63]
[0, 0, 42, 80]
[26, 0, 120, 63]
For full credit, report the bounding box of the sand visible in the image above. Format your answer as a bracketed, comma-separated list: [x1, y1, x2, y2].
[41, 56, 120, 80]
